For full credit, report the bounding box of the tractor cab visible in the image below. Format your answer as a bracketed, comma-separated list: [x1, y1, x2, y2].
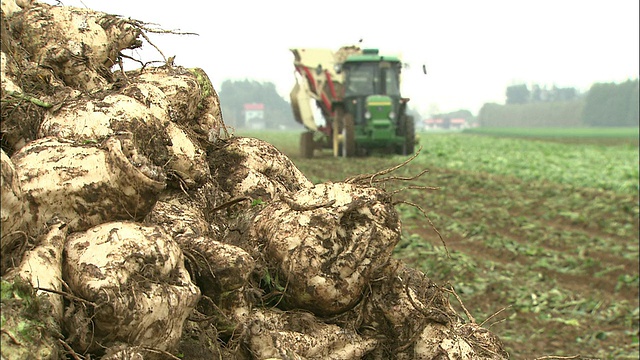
[333, 49, 410, 155]
[342, 50, 402, 98]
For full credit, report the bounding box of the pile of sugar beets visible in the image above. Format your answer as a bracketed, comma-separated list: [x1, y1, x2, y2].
[0, 1, 509, 359]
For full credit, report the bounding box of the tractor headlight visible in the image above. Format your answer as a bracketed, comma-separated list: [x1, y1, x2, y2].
[388, 111, 396, 120]
[364, 111, 372, 119]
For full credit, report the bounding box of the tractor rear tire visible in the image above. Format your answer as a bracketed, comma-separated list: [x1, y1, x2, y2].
[403, 115, 416, 156]
[300, 131, 314, 158]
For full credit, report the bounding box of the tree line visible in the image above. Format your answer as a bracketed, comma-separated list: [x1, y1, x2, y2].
[480, 79, 638, 127]
[506, 83, 579, 104]
[582, 80, 639, 127]
[218, 79, 299, 130]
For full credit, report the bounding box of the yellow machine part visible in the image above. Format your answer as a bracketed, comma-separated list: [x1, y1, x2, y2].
[289, 46, 361, 132]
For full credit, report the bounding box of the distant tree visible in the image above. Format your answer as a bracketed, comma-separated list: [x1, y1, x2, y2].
[544, 85, 577, 102]
[629, 80, 639, 125]
[506, 84, 530, 104]
[478, 101, 584, 127]
[448, 109, 474, 120]
[426, 103, 440, 118]
[526, 83, 578, 103]
[432, 109, 474, 121]
[531, 84, 542, 102]
[442, 117, 451, 129]
[219, 79, 297, 129]
[431, 109, 476, 128]
[555, 86, 577, 102]
[406, 106, 422, 122]
[582, 79, 639, 126]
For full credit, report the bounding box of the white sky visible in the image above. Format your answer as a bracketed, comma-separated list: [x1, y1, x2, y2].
[43, 0, 639, 117]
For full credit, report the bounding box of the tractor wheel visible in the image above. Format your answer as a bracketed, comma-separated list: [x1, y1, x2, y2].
[395, 116, 406, 155]
[403, 115, 416, 156]
[300, 131, 314, 158]
[341, 114, 356, 157]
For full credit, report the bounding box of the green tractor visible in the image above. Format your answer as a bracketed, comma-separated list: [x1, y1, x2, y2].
[290, 46, 416, 158]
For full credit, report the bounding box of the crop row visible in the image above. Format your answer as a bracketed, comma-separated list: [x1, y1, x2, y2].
[391, 162, 638, 358]
[414, 133, 639, 194]
[462, 126, 639, 139]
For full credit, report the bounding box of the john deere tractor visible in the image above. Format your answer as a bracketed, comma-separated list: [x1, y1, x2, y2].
[290, 46, 415, 158]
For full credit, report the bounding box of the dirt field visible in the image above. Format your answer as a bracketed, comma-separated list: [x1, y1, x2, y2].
[238, 130, 640, 359]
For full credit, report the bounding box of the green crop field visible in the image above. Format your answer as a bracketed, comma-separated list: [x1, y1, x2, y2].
[235, 128, 639, 359]
[463, 127, 640, 146]
[463, 127, 639, 138]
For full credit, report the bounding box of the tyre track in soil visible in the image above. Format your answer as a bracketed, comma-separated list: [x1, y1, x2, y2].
[407, 224, 639, 359]
[408, 221, 638, 303]
[410, 169, 640, 275]
[409, 168, 639, 299]
[395, 166, 638, 359]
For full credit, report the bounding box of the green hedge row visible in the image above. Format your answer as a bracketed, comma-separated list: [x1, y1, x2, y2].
[478, 100, 585, 127]
[478, 79, 638, 127]
[582, 79, 639, 126]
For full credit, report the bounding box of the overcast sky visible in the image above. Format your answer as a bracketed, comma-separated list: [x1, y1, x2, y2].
[45, 0, 639, 117]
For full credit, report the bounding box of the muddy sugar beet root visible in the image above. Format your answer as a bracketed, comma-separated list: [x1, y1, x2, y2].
[63, 221, 200, 356]
[249, 182, 401, 316]
[0, 149, 30, 275]
[11, 136, 166, 236]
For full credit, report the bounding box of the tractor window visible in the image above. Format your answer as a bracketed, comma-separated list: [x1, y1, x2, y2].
[383, 65, 401, 96]
[344, 63, 375, 96]
[344, 62, 401, 97]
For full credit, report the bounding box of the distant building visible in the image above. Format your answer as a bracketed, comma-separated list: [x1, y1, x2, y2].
[450, 118, 466, 129]
[423, 117, 468, 130]
[244, 103, 265, 129]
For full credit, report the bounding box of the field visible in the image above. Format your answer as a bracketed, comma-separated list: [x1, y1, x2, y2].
[235, 128, 639, 359]
[463, 127, 640, 146]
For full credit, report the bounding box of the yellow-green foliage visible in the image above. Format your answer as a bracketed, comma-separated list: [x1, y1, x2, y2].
[478, 100, 585, 127]
[1, 278, 59, 360]
[188, 68, 214, 103]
